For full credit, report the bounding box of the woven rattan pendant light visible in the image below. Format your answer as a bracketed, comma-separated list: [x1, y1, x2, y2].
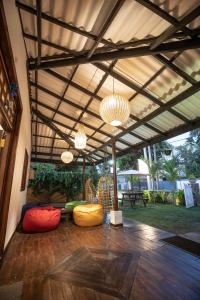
[61, 151, 73, 163]
[99, 77, 130, 126]
[74, 124, 87, 149]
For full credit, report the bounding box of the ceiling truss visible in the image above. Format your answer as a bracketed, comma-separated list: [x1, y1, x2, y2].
[16, 0, 200, 164]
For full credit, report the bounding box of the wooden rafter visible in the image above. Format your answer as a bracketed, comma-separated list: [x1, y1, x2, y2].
[31, 128, 113, 156]
[86, 0, 125, 59]
[16, 0, 200, 163]
[90, 81, 200, 158]
[26, 31, 192, 61]
[32, 108, 94, 163]
[31, 157, 90, 165]
[31, 151, 99, 161]
[154, 54, 197, 85]
[134, 0, 193, 36]
[31, 98, 133, 148]
[16, 1, 195, 51]
[31, 117, 121, 151]
[95, 117, 200, 163]
[150, 5, 200, 49]
[29, 38, 200, 70]
[25, 31, 195, 129]
[44, 66, 189, 123]
[25, 31, 198, 89]
[36, 0, 41, 65]
[49, 65, 79, 161]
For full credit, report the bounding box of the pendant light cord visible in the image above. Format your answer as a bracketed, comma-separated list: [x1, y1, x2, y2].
[112, 76, 114, 94]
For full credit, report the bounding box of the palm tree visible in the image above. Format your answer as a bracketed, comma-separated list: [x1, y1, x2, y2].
[142, 159, 161, 190]
[161, 158, 179, 184]
[161, 158, 180, 202]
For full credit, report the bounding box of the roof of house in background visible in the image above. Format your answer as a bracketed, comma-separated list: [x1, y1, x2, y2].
[16, 0, 200, 165]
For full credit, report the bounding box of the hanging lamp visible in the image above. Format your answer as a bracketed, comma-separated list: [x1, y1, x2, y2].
[99, 77, 130, 126]
[61, 151, 73, 163]
[74, 124, 87, 149]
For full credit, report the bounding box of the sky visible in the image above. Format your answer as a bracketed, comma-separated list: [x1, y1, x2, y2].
[167, 132, 189, 147]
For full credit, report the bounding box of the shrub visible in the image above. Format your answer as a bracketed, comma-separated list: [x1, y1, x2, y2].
[175, 189, 185, 206]
[155, 191, 168, 203]
[143, 190, 172, 204]
[143, 190, 154, 203]
[29, 164, 83, 201]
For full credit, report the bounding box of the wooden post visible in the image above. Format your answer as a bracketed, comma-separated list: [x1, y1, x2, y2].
[112, 139, 118, 211]
[82, 157, 86, 200]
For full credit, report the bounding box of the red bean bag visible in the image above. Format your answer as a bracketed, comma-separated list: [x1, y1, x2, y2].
[23, 206, 61, 233]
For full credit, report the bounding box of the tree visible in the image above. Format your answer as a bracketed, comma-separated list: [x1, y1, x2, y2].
[127, 175, 140, 190]
[161, 158, 179, 186]
[176, 129, 200, 178]
[155, 141, 173, 159]
[117, 150, 142, 171]
[142, 159, 162, 190]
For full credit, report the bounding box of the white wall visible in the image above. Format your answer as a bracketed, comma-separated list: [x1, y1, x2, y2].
[3, 0, 31, 248]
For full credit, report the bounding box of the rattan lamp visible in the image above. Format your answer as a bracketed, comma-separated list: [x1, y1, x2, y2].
[74, 125, 87, 149]
[61, 151, 73, 163]
[99, 94, 130, 126]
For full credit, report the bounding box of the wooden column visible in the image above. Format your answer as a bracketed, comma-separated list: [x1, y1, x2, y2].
[82, 157, 86, 200]
[112, 139, 118, 211]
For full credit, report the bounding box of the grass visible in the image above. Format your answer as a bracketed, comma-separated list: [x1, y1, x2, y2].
[122, 204, 200, 234]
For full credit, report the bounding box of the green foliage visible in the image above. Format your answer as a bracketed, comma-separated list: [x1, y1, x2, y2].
[86, 165, 99, 188]
[29, 164, 58, 195]
[143, 190, 154, 203]
[155, 141, 173, 159]
[176, 129, 200, 178]
[127, 175, 139, 184]
[175, 189, 185, 206]
[161, 158, 179, 183]
[155, 191, 167, 203]
[141, 158, 161, 190]
[116, 151, 142, 171]
[144, 159, 161, 177]
[143, 190, 172, 204]
[29, 163, 95, 200]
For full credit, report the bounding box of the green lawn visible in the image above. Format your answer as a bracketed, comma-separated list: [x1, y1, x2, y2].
[122, 204, 200, 234]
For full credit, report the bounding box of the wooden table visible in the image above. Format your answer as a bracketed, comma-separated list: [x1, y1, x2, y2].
[121, 191, 146, 208]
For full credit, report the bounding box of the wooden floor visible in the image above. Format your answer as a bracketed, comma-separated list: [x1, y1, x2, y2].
[0, 219, 200, 300]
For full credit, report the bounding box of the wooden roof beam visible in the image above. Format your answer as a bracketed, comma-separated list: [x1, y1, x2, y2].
[150, 5, 200, 50]
[25, 32, 197, 88]
[31, 157, 91, 165]
[32, 108, 93, 163]
[31, 98, 133, 147]
[45, 65, 188, 123]
[90, 81, 200, 157]
[95, 117, 200, 164]
[134, 0, 193, 36]
[32, 112, 121, 150]
[36, 0, 41, 65]
[87, 0, 125, 58]
[154, 54, 197, 85]
[32, 129, 112, 155]
[17, 1, 192, 53]
[26, 31, 190, 61]
[16, 1, 113, 46]
[29, 38, 200, 70]
[31, 151, 99, 161]
[32, 146, 104, 159]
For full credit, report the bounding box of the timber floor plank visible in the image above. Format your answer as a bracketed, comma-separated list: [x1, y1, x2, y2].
[0, 219, 200, 299]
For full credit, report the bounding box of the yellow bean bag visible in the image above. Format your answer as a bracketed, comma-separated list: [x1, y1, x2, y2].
[73, 204, 103, 227]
